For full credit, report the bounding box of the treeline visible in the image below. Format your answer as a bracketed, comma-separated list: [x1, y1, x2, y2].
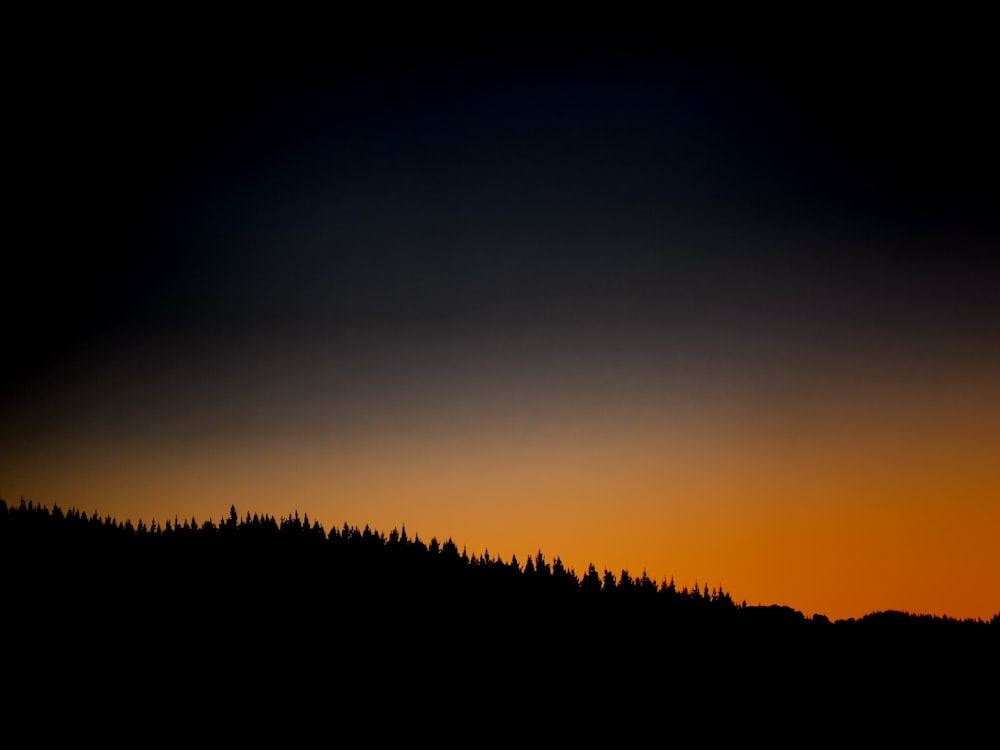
[3, 496, 997, 729]
[1, 497, 741, 625]
[3, 496, 995, 632]
[1, 497, 741, 601]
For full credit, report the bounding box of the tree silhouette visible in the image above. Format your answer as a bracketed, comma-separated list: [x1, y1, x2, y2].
[1, 492, 994, 729]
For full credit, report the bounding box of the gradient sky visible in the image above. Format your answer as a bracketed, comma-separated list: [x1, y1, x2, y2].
[5, 26, 998, 621]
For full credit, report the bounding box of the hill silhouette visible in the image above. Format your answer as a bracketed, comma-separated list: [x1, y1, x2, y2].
[2, 497, 996, 739]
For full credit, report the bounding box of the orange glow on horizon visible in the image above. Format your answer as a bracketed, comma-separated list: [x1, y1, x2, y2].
[5, 366, 997, 624]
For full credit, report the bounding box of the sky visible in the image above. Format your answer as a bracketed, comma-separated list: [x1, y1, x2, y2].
[5, 23, 998, 621]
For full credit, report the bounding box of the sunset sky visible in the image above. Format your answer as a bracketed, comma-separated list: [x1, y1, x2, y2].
[5, 25, 998, 621]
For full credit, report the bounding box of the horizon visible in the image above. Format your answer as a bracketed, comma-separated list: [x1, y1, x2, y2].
[4, 30, 998, 625]
[4, 493, 997, 625]
[4, 494, 995, 624]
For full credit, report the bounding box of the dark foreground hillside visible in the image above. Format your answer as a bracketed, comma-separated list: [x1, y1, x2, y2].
[2, 499, 996, 740]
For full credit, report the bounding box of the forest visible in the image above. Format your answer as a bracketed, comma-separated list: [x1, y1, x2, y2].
[2, 496, 996, 735]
